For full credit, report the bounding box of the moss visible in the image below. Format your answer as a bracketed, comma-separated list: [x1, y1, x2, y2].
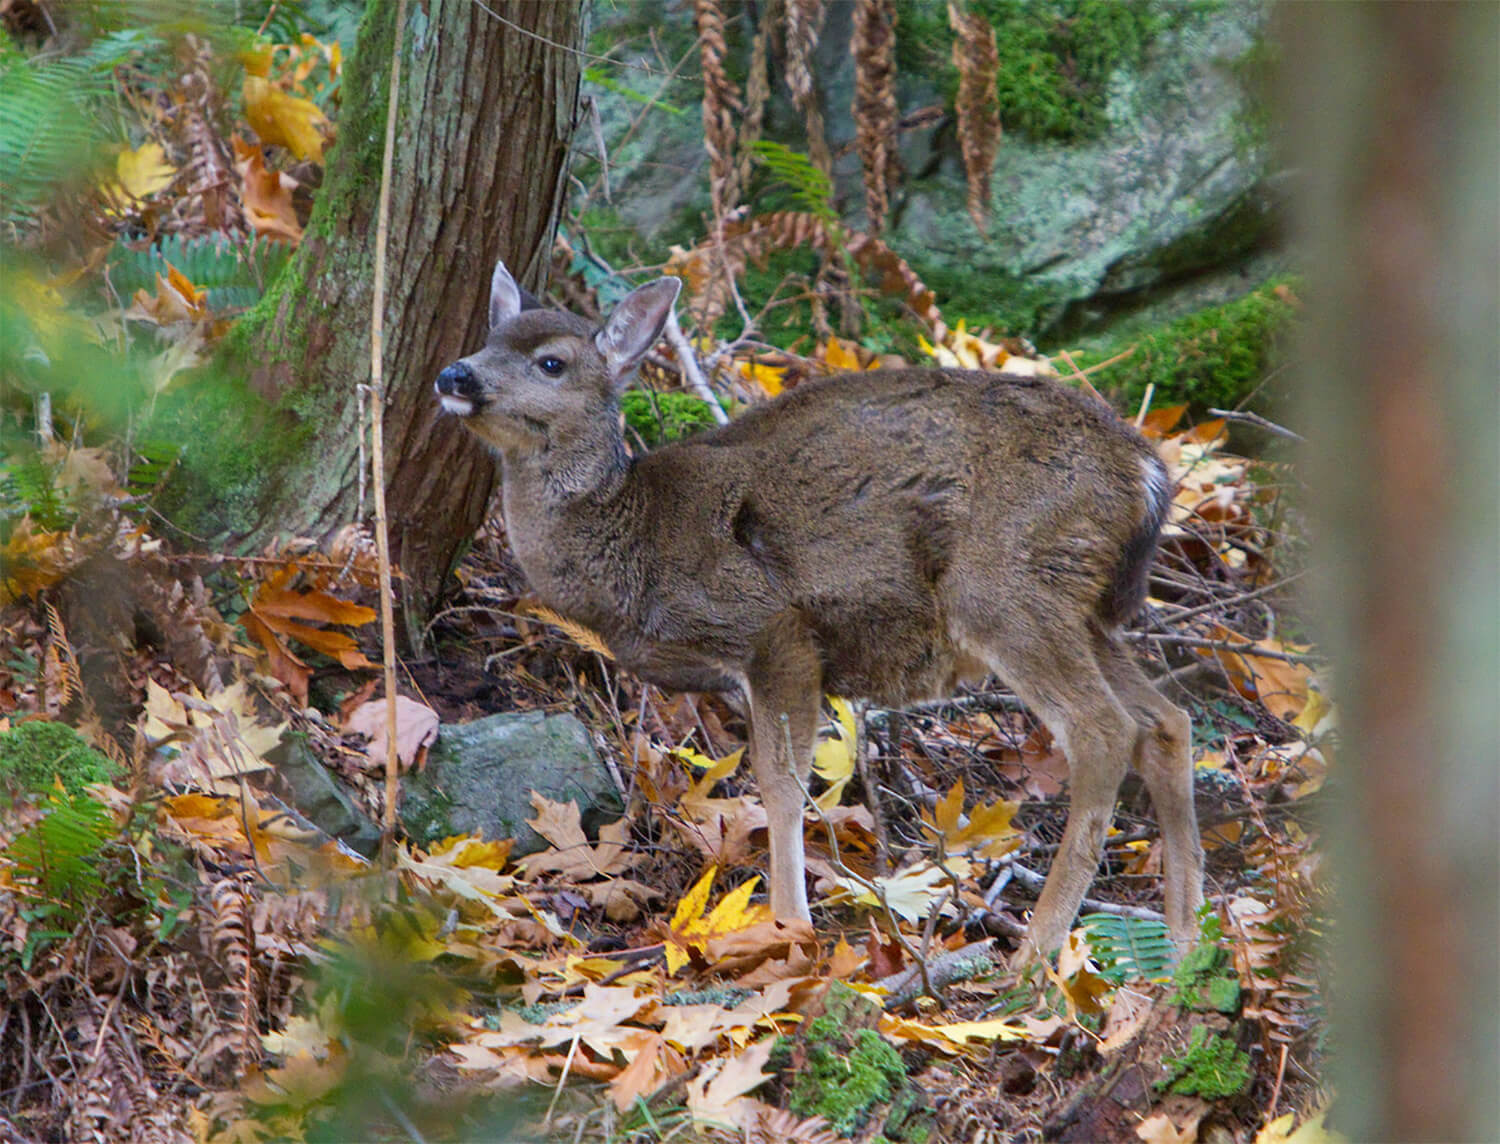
[1158, 1025, 1252, 1099]
[143, 367, 304, 543]
[788, 1020, 906, 1135]
[620, 389, 722, 447]
[914, 258, 1063, 338]
[0, 721, 117, 801]
[1171, 941, 1242, 1015]
[896, 0, 1170, 144]
[1067, 276, 1302, 414]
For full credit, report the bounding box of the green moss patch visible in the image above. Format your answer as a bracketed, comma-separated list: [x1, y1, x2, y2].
[0, 720, 117, 802]
[1069, 277, 1302, 414]
[1158, 1024, 1252, 1099]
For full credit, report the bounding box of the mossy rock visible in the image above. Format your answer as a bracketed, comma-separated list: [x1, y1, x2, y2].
[0, 720, 117, 803]
[1157, 1024, 1252, 1099]
[1067, 277, 1302, 414]
[770, 983, 932, 1140]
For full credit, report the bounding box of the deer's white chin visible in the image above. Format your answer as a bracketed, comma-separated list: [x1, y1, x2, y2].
[439, 394, 476, 416]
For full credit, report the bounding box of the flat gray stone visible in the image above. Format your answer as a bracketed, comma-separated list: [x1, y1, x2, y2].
[399, 711, 620, 854]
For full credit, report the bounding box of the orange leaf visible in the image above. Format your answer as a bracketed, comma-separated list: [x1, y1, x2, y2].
[236, 141, 303, 244]
[252, 584, 376, 627]
[1138, 403, 1189, 438]
[242, 610, 311, 706]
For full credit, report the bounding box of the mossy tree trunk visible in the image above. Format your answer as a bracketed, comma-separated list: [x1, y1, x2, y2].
[232, 0, 582, 642]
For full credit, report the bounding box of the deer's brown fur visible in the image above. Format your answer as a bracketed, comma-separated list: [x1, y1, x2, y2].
[435, 263, 1204, 961]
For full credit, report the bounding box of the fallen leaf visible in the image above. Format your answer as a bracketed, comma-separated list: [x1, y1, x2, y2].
[685, 1037, 776, 1130]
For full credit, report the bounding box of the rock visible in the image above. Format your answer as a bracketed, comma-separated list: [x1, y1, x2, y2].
[399, 711, 620, 854]
[271, 735, 383, 858]
[582, 0, 1284, 342]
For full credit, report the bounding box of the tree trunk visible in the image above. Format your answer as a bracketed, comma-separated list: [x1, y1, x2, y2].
[234, 0, 582, 644]
[1284, 3, 1499, 1137]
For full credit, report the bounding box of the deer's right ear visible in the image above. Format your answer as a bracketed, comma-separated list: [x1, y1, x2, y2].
[595, 277, 682, 386]
[490, 261, 523, 332]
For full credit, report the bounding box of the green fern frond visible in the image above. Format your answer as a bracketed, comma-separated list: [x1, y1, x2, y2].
[108, 234, 291, 312]
[748, 140, 836, 222]
[1080, 912, 1177, 982]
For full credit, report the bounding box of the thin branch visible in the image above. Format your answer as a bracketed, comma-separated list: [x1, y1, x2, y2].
[371, 0, 409, 863]
[1132, 631, 1325, 665]
[1208, 406, 1306, 442]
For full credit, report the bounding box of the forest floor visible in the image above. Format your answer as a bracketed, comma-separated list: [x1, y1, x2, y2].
[1, 408, 1339, 1142]
[0, 4, 1341, 1140]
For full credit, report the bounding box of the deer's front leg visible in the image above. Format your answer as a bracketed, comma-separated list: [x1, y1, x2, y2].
[745, 612, 823, 922]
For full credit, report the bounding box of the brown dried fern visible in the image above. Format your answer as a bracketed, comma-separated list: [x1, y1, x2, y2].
[666, 210, 941, 331]
[948, 1, 1001, 235]
[784, 0, 831, 176]
[696, 0, 744, 223]
[737, 5, 773, 195]
[209, 874, 260, 1071]
[852, 0, 901, 234]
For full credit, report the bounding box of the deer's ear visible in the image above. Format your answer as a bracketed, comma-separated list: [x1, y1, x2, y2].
[490, 261, 523, 331]
[595, 278, 681, 386]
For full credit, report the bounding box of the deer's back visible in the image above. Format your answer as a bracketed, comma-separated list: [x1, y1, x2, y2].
[607, 369, 1159, 703]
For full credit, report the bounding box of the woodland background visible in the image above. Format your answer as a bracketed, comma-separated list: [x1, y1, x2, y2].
[0, 1, 1494, 1142]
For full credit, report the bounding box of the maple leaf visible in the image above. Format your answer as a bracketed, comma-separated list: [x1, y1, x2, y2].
[811, 697, 856, 809]
[515, 794, 638, 880]
[685, 1037, 776, 1131]
[880, 1013, 1029, 1055]
[664, 866, 773, 974]
[243, 75, 329, 162]
[824, 858, 970, 922]
[922, 779, 1022, 859]
[235, 138, 303, 243]
[143, 679, 283, 795]
[108, 141, 176, 201]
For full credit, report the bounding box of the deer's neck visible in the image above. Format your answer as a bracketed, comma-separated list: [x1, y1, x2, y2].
[499, 421, 648, 621]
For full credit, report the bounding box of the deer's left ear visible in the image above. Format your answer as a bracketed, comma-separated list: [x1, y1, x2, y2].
[490, 260, 523, 332]
[594, 278, 681, 388]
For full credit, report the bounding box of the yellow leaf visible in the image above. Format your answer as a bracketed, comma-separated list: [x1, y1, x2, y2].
[811, 697, 857, 809]
[665, 866, 773, 973]
[113, 142, 175, 199]
[739, 359, 785, 396]
[822, 337, 863, 372]
[672, 744, 744, 785]
[243, 75, 328, 162]
[1254, 1108, 1347, 1144]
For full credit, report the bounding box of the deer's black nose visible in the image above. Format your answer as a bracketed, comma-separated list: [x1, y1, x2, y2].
[435, 360, 479, 399]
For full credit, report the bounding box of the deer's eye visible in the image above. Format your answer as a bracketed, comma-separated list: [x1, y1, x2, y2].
[537, 355, 566, 377]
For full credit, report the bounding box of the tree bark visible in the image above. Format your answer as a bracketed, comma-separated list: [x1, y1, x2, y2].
[234, 0, 582, 644]
[1283, 3, 1499, 1137]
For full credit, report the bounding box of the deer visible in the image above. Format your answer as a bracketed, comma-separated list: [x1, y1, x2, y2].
[434, 261, 1205, 964]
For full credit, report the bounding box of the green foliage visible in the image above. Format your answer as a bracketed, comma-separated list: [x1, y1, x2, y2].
[1080, 912, 1177, 983]
[4, 785, 116, 966]
[0, 31, 126, 230]
[0, 720, 118, 800]
[896, 0, 1167, 144]
[620, 390, 721, 447]
[786, 1018, 907, 1135]
[107, 234, 292, 314]
[910, 258, 1062, 339]
[747, 140, 835, 222]
[1157, 1024, 1252, 1099]
[1172, 939, 1243, 1015]
[0, 456, 74, 537]
[1072, 278, 1303, 413]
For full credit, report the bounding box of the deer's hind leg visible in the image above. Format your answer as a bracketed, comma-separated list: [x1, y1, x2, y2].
[971, 614, 1140, 964]
[745, 611, 824, 923]
[1091, 628, 1205, 954]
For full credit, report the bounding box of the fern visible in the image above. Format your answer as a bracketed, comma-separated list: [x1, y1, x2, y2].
[0, 457, 73, 535]
[6, 787, 115, 907]
[748, 140, 836, 222]
[108, 234, 291, 313]
[1079, 912, 1177, 982]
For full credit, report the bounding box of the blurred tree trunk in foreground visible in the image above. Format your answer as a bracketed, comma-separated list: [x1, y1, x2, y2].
[235, 0, 582, 642]
[1283, 3, 1498, 1138]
